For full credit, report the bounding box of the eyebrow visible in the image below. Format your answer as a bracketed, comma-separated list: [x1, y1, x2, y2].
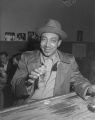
[41, 36, 47, 38]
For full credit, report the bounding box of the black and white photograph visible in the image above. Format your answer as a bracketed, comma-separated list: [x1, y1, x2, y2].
[28, 31, 36, 40]
[4, 32, 15, 41]
[17, 33, 26, 41]
[0, 0, 95, 120]
[28, 31, 39, 41]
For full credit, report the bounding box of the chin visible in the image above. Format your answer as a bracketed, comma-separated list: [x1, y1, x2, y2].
[43, 52, 53, 57]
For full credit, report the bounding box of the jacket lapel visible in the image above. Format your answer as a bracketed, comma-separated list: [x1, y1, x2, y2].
[53, 50, 71, 96]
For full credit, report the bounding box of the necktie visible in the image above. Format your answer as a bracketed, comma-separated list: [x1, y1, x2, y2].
[52, 62, 58, 71]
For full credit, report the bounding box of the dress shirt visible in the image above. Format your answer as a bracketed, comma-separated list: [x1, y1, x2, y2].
[31, 52, 60, 99]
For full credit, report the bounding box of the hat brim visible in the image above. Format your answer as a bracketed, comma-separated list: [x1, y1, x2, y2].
[38, 26, 67, 40]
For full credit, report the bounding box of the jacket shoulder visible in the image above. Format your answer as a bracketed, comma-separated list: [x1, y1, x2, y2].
[22, 50, 39, 58]
[61, 52, 75, 63]
[63, 53, 74, 59]
[21, 50, 40, 62]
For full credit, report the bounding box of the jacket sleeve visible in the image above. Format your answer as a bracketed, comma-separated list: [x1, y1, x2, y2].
[70, 57, 91, 100]
[11, 53, 28, 91]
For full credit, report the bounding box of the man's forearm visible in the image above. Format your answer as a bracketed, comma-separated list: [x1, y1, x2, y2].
[74, 77, 91, 99]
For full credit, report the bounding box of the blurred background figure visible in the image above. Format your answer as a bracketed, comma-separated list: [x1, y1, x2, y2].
[10, 53, 21, 104]
[0, 52, 9, 86]
[0, 52, 9, 71]
[0, 60, 7, 109]
[0, 52, 21, 108]
[0, 62, 7, 85]
[0, 52, 9, 108]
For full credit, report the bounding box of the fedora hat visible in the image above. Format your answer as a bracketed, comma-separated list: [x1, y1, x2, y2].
[38, 19, 67, 40]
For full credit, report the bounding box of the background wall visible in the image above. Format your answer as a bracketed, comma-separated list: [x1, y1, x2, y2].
[0, 0, 95, 42]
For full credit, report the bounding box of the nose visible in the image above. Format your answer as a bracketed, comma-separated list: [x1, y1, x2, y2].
[45, 40, 50, 47]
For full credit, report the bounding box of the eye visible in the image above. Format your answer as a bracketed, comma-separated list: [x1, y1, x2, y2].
[41, 37, 47, 41]
[51, 39, 57, 43]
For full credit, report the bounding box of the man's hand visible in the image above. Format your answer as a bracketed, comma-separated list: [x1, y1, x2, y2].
[87, 85, 95, 96]
[29, 70, 40, 79]
[29, 65, 46, 83]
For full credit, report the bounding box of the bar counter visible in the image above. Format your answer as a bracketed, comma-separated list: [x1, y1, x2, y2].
[0, 92, 95, 120]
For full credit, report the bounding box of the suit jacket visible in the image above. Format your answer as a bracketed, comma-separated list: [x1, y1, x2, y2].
[11, 50, 91, 99]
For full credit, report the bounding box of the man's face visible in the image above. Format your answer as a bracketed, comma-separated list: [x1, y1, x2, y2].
[40, 33, 62, 57]
[0, 54, 8, 64]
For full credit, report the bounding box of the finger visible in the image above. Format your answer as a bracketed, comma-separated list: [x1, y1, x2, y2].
[28, 79, 35, 83]
[34, 69, 41, 74]
[31, 71, 40, 77]
[35, 68, 46, 75]
[34, 68, 45, 75]
[29, 74, 38, 79]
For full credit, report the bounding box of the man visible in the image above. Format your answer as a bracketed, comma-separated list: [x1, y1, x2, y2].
[0, 52, 15, 107]
[0, 53, 8, 108]
[0, 52, 9, 71]
[0, 52, 16, 84]
[11, 19, 95, 105]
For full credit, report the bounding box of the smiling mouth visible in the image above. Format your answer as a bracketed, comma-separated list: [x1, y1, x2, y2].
[44, 49, 51, 52]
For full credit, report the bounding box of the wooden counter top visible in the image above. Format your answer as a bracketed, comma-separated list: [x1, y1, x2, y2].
[0, 92, 95, 120]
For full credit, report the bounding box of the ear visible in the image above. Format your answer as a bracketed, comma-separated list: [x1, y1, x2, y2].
[58, 40, 62, 47]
